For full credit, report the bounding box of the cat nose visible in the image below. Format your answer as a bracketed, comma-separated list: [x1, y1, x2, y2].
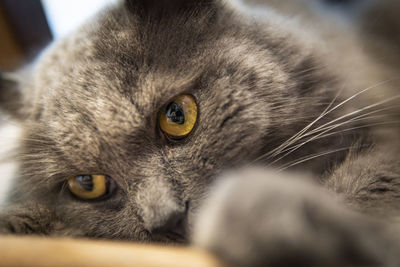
[136, 177, 189, 239]
[150, 209, 187, 238]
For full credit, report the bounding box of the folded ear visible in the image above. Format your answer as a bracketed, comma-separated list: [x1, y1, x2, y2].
[125, 0, 215, 18]
[0, 73, 23, 120]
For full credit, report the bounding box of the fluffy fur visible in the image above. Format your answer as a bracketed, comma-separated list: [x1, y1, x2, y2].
[0, 0, 399, 265]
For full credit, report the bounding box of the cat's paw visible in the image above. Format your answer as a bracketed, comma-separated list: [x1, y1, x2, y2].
[192, 168, 399, 267]
[0, 205, 53, 235]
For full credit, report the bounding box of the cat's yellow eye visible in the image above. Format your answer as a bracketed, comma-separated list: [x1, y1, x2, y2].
[67, 175, 109, 200]
[159, 94, 197, 138]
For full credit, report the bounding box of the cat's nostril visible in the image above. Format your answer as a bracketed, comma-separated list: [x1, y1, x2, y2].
[151, 210, 187, 238]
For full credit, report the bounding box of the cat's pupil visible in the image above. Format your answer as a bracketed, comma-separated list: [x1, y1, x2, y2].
[166, 102, 185, 124]
[76, 175, 94, 191]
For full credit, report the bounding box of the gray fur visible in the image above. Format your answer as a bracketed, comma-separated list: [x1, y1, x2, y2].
[0, 0, 399, 265]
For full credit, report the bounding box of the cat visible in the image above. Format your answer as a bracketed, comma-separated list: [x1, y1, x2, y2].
[1, 0, 400, 266]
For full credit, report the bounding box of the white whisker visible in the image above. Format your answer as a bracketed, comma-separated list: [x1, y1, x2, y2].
[277, 106, 397, 154]
[297, 120, 400, 144]
[252, 87, 342, 163]
[269, 108, 398, 165]
[302, 95, 400, 138]
[252, 79, 397, 165]
[277, 146, 365, 172]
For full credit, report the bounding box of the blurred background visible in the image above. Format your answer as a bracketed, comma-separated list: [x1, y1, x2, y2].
[0, 0, 117, 71]
[0, 0, 357, 71]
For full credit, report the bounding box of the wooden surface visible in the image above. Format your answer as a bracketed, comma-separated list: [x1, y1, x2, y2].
[0, 235, 223, 267]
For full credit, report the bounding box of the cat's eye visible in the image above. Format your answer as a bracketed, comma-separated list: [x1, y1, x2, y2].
[159, 94, 198, 138]
[67, 174, 112, 200]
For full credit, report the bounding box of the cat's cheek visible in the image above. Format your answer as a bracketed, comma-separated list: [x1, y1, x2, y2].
[52, 191, 129, 238]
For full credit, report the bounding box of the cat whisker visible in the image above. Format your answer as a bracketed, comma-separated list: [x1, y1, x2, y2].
[300, 95, 400, 139]
[252, 87, 341, 164]
[292, 79, 396, 139]
[253, 79, 394, 164]
[292, 105, 398, 141]
[297, 120, 400, 145]
[274, 116, 400, 162]
[268, 106, 399, 165]
[276, 145, 367, 172]
[276, 105, 398, 154]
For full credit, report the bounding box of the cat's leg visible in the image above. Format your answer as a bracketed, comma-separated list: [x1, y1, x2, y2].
[192, 167, 400, 267]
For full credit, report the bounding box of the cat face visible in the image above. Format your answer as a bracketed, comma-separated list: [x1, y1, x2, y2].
[2, 0, 340, 241]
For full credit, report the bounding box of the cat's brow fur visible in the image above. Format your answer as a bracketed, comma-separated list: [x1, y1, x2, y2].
[0, 0, 399, 265]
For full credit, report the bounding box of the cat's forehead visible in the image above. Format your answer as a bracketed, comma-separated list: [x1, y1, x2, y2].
[35, 3, 223, 112]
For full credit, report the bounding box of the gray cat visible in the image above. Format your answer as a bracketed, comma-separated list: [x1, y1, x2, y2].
[1, 0, 399, 266]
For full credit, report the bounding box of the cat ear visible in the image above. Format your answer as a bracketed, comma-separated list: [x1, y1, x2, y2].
[125, 0, 215, 18]
[0, 72, 23, 120]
